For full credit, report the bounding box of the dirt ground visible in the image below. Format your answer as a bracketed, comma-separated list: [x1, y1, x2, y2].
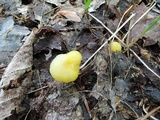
[0, 0, 160, 120]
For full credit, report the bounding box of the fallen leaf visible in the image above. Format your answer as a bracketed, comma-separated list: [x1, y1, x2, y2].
[17, 5, 29, 17]
[45, 0, 66, 6]
[129, 3, 149, 43]
[0, 30, 37, 119]
[143, 20, 160, 46]
[57, 10, 81, 22]
[130, 3, 160, 46]
[33, 26, 66, 53]
[0, 16, 14, 38]
[0, 17, 30, 63]
[113, 79, 128, 97]
[88, 0, 105, 12]
[140, 63, 160, 90]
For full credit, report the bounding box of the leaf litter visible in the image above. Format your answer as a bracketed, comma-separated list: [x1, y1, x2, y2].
[0, 0, 160, 120]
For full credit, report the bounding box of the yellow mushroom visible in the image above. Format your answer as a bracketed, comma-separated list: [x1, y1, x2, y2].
[110, 41, 122, 52]
[49, 50, 82, 83]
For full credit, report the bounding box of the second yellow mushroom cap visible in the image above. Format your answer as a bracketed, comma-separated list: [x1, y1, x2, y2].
[110, 41, 122, 52]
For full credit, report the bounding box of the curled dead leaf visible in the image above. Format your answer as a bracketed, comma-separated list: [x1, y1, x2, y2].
[0, 30, 37, 119]
[57, 10, 81, 22]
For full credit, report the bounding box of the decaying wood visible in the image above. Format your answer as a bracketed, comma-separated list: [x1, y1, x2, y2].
[0, 30, 37, 119]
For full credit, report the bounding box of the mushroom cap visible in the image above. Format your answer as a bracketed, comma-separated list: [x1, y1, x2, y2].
[110, 41, 122, 52]
[49, 51, 82, 83]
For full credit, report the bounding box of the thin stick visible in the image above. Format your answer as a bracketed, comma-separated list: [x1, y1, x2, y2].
[27, 85, 48, 94]
[85, 8, 160, 79]
[83, 96, 92, 118]
[120, 100, 139, 118]
[108, 5, 134, 88]
[80, 13, 135, 69]
[116, 5, 134, 30]
[24, 109, 32, 120]
[82, 90, 108, 101]
[142, 104, 159, 120]
[140, 105, 160, 120]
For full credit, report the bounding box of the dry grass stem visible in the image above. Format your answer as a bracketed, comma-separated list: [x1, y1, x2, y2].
[27, 85, 48, 94]
[120, 100, 139, 118]
[80, 13, 135, 69]
[116, 5, 134, 31]
[137, 104, 160, 120]
[83, 5, 160, 79]
[130, 49, 160, 79]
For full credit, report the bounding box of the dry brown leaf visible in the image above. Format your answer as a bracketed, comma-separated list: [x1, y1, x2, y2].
[57, 10, 81, 22]
[129, 3, 149, 43]
[88, 0, 105, 12]
[130, 3, 160, 46]
[143, 20, 160, 46]
[0, 30, 37, 119]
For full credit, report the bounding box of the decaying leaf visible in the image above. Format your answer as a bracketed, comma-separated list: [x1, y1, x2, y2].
[130, 3, 160, 46]
[143, 20, 160, 46]
[129, 3, 149, 43]
[45, 0, 66, 6]
[44, 87, 81, 120]
[57, 10, 81, 22]
[88, 0, 105, 12]
[0, 30, 37, 119]
[33, 26, 66, 53]
[0, 16, 30, 63]
[0, 16, 14, 39]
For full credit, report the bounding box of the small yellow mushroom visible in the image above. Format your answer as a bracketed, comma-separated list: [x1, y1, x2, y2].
[110, 41, 122, 52]
[49, 51, 82, 83]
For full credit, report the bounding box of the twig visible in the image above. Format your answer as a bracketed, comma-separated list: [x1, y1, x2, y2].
[139, 104, 160, 120]
[83, 7, 160, 79]
[27, 85, 48, 94]
[37, 70, 43, 89]
[107, 6, 134, 89]
[120, 100, 139, 118]
[109, 51, 113, 91]
[116, 5, 134, 31]
[82, 90, 108, 101]
[152, 8, 160, 14]
[24, 109, 32, 120]
[80, 13, 135, 69]
[83, 96, 92, 118]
